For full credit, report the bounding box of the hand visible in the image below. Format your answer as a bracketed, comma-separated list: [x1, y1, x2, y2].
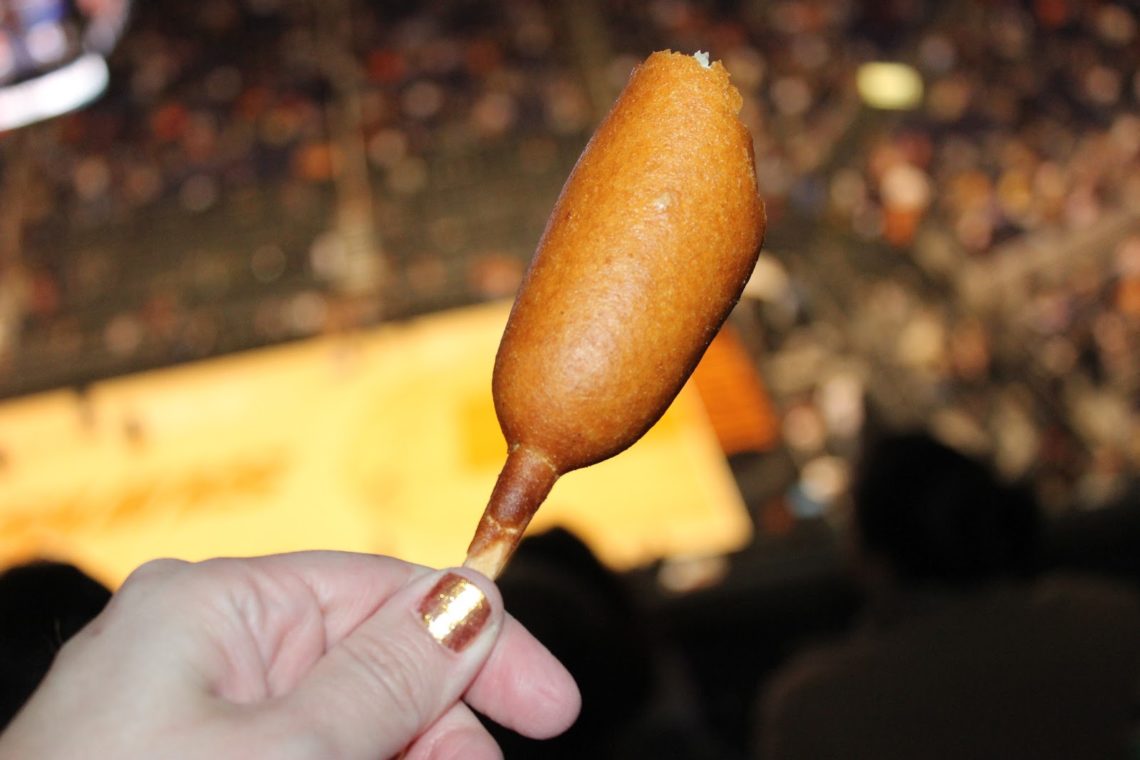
[0, 552, 580, 759]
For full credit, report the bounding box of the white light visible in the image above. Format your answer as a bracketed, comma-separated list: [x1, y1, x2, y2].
[0, 52, 109, 131]
[856, 62, 924, 110]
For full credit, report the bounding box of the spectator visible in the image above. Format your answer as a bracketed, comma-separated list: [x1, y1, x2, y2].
[489, 528, 724, 759]
[756, 432, 1140, 760]
[0, 560, 112, 730]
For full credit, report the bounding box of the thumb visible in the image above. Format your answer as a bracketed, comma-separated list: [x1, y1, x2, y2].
[272, 568, 503, 759]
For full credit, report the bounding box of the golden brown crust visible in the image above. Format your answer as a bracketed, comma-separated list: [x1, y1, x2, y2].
[464, 51, 765, 578]
[493, 50, 766, 472]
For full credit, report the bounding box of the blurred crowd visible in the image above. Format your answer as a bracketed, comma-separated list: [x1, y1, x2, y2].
[599, 0, 1140, 517]
[741, 0, 1140, 517]
[0, 0, 591, 391]
[3, 4, 1140, 757]
[4, 0, 1140, 516]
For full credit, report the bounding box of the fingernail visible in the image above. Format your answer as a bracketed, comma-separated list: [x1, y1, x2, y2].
[417, 572, 490, 653]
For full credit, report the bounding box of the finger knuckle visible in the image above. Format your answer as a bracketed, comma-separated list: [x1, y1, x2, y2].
[115, 558, 191, 604]
[123, 557, 189, 587]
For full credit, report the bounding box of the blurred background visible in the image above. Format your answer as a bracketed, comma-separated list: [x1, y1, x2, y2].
[2, 0, 1140, 756]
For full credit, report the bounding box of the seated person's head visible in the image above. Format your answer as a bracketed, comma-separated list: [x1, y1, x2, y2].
[0, 560, 112, 729]
[850, 432, 1039, 590]
[489, 528, 655, 758]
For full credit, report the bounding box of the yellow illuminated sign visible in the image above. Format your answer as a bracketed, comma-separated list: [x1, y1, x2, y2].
[0, 302, 751, 586]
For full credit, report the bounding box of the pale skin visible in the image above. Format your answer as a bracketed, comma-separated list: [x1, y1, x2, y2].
[0, 552, 581, 759]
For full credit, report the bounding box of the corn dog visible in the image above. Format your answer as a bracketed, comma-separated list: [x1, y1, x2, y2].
[464, 50, 766, 578]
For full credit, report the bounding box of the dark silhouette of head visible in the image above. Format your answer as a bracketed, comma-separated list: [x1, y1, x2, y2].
[486, 528, 656, 758]
[0, 560, 112, 729]
[851, 432, 1040, 589]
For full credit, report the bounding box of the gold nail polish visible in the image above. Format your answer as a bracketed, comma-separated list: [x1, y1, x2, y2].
[417, 573, 490, 652]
